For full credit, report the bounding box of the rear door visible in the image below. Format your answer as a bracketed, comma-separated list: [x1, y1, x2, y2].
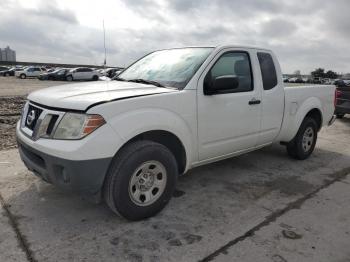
[83, 68, 93, 80]
[256, 51, 284, 145]
[32, 67, 42, 77]
[197, 49, 262, 161]
[74, 68, 83, 79]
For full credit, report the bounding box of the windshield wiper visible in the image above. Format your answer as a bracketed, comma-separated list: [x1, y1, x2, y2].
[127, 78, 166, 88]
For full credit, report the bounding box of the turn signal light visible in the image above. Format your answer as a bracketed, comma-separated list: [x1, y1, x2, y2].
[83, 115, 106, 136]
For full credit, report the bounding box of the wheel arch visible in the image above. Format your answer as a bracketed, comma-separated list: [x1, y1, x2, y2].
[278, 97, 324, 143]
[305, 108, 323, 131]
[114, 130, 187, 174]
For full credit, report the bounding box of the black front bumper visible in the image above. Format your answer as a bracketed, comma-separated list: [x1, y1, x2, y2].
[17, 139, 112, 195]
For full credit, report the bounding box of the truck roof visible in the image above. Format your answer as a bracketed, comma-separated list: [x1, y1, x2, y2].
[155, 45, 272, 52]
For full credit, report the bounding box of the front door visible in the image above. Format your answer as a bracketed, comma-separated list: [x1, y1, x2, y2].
[197, 49, 262, 161]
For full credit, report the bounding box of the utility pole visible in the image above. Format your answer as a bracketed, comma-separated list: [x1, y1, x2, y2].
[103, 20, 107, 69]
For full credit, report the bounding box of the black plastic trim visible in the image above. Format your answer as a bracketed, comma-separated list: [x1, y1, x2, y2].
[85, 92, 167, 111]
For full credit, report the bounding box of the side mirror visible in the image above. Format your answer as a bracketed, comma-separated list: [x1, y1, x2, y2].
[205, 75, 239, 95]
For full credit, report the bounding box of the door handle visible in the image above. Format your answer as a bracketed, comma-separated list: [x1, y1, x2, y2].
[248, 98, 261, 105]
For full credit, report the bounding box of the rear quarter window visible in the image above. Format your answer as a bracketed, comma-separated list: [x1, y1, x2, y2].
[257, 52, 278, 90]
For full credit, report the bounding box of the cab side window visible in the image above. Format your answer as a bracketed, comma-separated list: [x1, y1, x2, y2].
[204, 52, 253, 95]
[257, 52, 277, 90]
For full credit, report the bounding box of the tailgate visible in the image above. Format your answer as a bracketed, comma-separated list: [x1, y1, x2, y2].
[336, 86, 350, 107]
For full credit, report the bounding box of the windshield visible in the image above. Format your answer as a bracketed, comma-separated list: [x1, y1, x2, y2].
[118, 47, 214, 89]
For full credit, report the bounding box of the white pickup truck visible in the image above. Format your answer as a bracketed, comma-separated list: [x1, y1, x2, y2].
[16, 46, 336, 220]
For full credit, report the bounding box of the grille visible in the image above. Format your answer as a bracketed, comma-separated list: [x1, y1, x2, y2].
[25, 105, 43, 130]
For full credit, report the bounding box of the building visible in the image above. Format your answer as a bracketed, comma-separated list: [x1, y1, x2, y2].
[0, 46, 16, 62]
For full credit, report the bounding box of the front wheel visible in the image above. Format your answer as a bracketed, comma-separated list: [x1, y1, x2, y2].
[20, 74, 26, 79]
[66, 75, 73, 81]
[336, 114, 345, 119]
[92, 75, 98, 81]
[103, 140, 178, 221]
[286, 117, 318, 160]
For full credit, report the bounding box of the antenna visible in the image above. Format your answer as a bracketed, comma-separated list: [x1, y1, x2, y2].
[103, 19, 107, 68]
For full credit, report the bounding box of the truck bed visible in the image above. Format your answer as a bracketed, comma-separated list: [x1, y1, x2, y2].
[277, 84, 335, 142]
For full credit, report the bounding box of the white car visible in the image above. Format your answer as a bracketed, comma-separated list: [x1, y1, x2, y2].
[65, 67, 100, 81]
[16, 45, 336, 220]
[15, 67, 46, 79]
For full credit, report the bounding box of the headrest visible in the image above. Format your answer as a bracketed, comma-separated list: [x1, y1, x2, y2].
[234, 60, 250, 76]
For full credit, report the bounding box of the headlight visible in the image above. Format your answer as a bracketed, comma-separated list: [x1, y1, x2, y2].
[53, 113, 105, 140]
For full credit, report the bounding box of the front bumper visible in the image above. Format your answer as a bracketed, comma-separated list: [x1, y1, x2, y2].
[17, 137, 112, 194]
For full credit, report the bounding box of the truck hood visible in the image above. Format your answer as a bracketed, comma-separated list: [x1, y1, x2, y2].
[28, 81, 177, 111]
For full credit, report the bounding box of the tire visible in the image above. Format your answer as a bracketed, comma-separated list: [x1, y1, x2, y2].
[286, 117, 318, 160]
[20, 74, 26, 79]
[336, 114, 345, 119]
[5, 73, 9, 77]
[104, 140, 178, 221]
[66, 75, 73, 81]
[92, 75, 98, 81]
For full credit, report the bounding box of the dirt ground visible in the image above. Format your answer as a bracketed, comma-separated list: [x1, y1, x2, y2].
[0, 77, 68, 150]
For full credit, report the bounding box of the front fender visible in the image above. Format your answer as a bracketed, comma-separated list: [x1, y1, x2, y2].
[106, 108, 196, 171]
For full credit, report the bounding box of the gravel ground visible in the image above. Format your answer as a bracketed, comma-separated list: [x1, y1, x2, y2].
[0, 77, 78, 150]
[0, 77, 68, 150]
[0, 96, 26, 150]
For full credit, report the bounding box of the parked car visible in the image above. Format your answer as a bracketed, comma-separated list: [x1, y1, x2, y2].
[283, 76, 289, 83]
[15, 67, 46, 79]
[335, 85, 350, 118]
[288, 77, 304, 83]
[321, 78, 332, 85]
[38, 68, 69, 81]
[312, 77, 322, 84]
[16, 45, 336, 220]
[343, 79, 350, 86]
[101, 68, 124, 78]
[0, 67, 23, 76]
[65, 67, 100, 81]
[0, 66, 9, 73]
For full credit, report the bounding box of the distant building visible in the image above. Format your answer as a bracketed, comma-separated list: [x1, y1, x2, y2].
[0, 46, 16, 62]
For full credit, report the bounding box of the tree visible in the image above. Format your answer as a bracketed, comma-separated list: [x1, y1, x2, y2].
[325, 70, 338, 79]
[311, 68, 325, 78]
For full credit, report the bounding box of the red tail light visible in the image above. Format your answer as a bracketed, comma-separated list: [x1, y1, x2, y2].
[334, 89, 342, 107]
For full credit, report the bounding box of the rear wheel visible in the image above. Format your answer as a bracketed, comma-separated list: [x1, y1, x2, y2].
[66, 75, 73, 81]
[5, 73, 9, 77]
[20, 74, 26, 79]
[286, 117, 318, 160]
[103, 140, 178, 221]
[92, 75, 98, 81]
[336, 114, 345, 119]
